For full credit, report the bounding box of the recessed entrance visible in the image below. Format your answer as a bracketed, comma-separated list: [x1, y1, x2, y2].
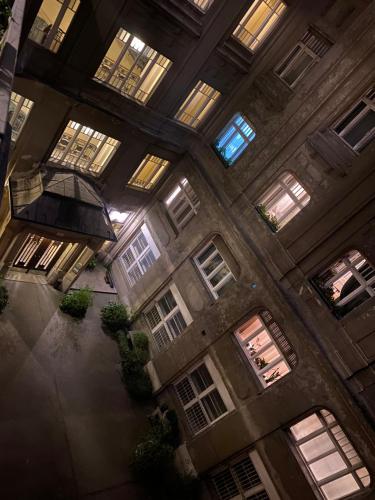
[13, 233, 66, 272]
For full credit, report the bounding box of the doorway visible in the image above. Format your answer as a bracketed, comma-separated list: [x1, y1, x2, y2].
[13, 233, 66, 272]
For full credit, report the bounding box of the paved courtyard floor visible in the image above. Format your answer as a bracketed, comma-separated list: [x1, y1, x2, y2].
[0, 280, 149, 499]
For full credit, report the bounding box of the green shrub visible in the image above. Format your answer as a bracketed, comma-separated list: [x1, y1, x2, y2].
[131, 332, 149, 364]
[0, 284, 8, 313]
[86, 257, 97, 271]
[132, 437, 174, 478]
[60, 288, 93, 318]
[101, 302, 131, 334]
[118, 331, 152, 401]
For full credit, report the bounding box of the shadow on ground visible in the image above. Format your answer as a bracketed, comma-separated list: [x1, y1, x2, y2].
[0, 281, 149, 499]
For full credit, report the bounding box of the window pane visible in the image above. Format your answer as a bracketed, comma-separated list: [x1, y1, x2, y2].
[201, 389, 227, 421]
[153, 326, 172, 350]
[342, 109, 375, 151]
[197, 243, 216, 265]
[212, 468, 239, 500]
[203, 253, 223, 276]
[321, 474, 360, 500]
[186, 402, 209, 433]
[175, 81, 221, 129]
[191, 364, 213, 393]
[158, 290, 177, 316]
[215, 113, 256, 164]
[175, 377, 195, 405]
[261, 360, 289, 385]
[283, 52, 315, 86]
[299, 432, 335, 461]
[167, 311, 186, 337]
[290, 414, 323, 440]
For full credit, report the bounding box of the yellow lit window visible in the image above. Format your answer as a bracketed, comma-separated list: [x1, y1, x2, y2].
[94, 29, 172, 104]
[9, 92, 34, 143]
[188, 0, 214, 12]
[49, 121, 120, 175]
[128, 154, 170, 191]
[28, 0, 80, 53]
[233, 0, 286, 52]
[175, 81, 221, 129]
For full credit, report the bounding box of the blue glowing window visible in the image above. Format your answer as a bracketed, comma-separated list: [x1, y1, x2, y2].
[214, 113, 256, 166]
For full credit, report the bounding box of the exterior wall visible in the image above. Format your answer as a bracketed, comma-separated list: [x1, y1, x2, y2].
[3, 0, 375, 498]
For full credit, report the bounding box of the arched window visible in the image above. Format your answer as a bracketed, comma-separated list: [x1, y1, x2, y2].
[290, 409, 370, 499]
[313, 250, 375, 318]
[234, 310, 296, 387]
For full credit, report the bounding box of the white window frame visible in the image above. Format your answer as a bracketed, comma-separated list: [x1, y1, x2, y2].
[175, 80, 221, 129]
[210, 449, 280, 500]
[234, 310, 297, 388]
[315, 250, 375, 312]
[194, 240, 235, 299]
[121, 224, 160, 287]
[333, 88, 375, 152]
[145, 283, 193, 351]
[232, 0, 286, 53]
[94, 28, 172, 104]
[28, 0, 80, 53]
[275, 29, 331, 88]
[174, 355, 234, 435]
[49, 120, 120, 175]
[9, 92, 34, 143]
[290, 409, 370, 499]
[214, 112, 256, 165]
[257, 172, 310, 230]
[164, 178, 200, 230]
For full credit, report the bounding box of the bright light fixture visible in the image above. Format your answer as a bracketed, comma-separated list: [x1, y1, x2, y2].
[109, 210, 130, 223]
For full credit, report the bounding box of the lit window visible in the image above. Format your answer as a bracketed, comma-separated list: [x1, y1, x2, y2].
[109, 210, 130, 224]
[194, 241, 235, 299]
[145, 284, 192, 351]
[188, 0, 214, 12]
[164, 178, 200, 230]
[94, 28, 172, 104]
[175, 81, 221, 129]
[232, 0, 286, 52]
[214, 113, 256, 166]
[122, 224, 160, 287]
[128, 154, 170, 191]
[49, 121, 120, 175]
[9, 92, 34, 143]
[313, 250, 375, 318]
[28, 0, 80, 53]
[275, 29, 331, 88]
[256, 172, 310, 231]
[334, 88, 375, 152]
[174, 356, 233, 434]
[235, 310, 297, 387]
[210, 450, 278, 500]
[290, 409, 370, 499]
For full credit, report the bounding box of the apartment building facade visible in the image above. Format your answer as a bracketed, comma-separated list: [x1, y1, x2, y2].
[1, 0, 375, 498]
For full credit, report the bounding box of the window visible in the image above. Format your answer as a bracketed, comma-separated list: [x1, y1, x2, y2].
[164, 178, 200, 230]
[210, 450, 279, 500]
[9, 92, 34, 143]
[235, 310, 297, 387]
[94, 28, 172, 104]
[49, 121, 120, 175]
[122, 224, 160, 286]
[334, 88, 375, 152]
[28, 0, 80, 53]
[145, 284, 192, 351]
[313, 250, 375, 318]
[275, 29, 331, 88]
[174, 356, 233, 434]
[214, 113, 256, 166]
[256, 172, 310, 231]
[175, 81, 221, 129]
[194, 241, 235, 299]
[290, 409, 370, 499]
[128, 154, 170, 191]
[188, 0, 214, 12]
[232, 0, 286, 52]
